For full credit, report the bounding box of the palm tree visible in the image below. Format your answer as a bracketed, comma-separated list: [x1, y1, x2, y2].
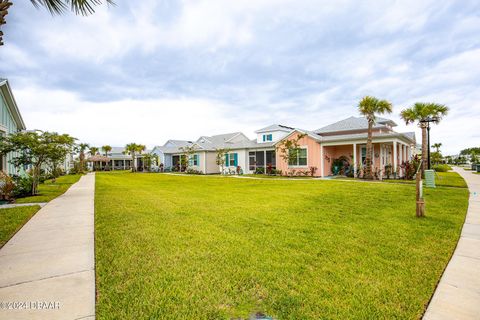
[358, 96, 393, 179]
[89, 146, 99, 171]
[101, 145, 112, 170]
[432, 143, 442, 153]
[1, 0, 114, 46]
[125, 143, 143, 172]
[136, 144, 146, 171]
[400, 103, 449, 173]
[77, 143, 89, 173]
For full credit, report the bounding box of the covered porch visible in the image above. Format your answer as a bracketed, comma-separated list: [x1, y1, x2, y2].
[321, 140, 413, 178]
[248, 149, 276, 174]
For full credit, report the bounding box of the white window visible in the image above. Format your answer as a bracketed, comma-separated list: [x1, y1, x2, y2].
[288, 148, 307, 166]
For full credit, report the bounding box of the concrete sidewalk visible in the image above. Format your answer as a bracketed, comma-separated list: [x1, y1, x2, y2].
[424, 167, 480, 319]
[0, 173, 95, 320]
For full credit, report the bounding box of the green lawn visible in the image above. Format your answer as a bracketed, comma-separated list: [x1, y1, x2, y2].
[243, 174, 315, 179]
[0, 206, 40, 247]
[383, 172, 467, 188]
[95, 172, 469, 319]
[16, 174, 82, 203]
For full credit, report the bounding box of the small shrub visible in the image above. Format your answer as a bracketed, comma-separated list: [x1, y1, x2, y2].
[433, 164, 452, 172]
[185, 168, 203, 175]
[309, 166, 317, 177]
[255, 167, 265, 174]
[12, 175, 34, 198]
[0, 171, 15, 200]
[266, 163, 273, 175]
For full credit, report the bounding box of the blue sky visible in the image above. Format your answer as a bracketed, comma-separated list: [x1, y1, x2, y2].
[1, 0, 479, 154]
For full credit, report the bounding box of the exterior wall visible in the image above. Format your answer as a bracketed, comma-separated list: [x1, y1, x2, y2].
[205, 151, 220, 174]
[275, 132, 322, 176]
[0, 91, 21, 175]
[256, 130, 289, 144]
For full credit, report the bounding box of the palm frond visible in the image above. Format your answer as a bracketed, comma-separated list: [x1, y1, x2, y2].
[30, 0, 115, 16]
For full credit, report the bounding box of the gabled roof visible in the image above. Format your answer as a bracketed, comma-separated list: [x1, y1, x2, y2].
[0, 79, 26, 130]
[163, 139, 193, 147]
[402, 132, 416, 142]
[196, 132, 255, 150]
[255, 124, 294, 133]
[314, 116, 396, 134]
[274, 128, 323, 146]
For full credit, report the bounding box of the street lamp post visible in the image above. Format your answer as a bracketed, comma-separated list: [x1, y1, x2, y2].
[420, 116, 439, 170]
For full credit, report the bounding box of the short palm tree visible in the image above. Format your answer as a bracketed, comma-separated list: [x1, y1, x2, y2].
[101, 145, 112, 170]
[432, 143, 442, 153]
[358, 96, 393, 179]
[89, 146, 99, 155]
[400, 103, 449, 173]
[1, 0, 114, 46]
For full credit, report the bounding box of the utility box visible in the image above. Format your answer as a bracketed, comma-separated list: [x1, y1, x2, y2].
[425, 169, 436, 188]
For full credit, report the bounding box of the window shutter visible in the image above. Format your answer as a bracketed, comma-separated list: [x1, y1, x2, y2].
[234, 153, 238, 166]
[263, 135, 266, 142]
[225, 154, 229, 166]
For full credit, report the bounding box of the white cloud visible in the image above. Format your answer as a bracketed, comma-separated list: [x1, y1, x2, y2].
[4, 0, 480, 155]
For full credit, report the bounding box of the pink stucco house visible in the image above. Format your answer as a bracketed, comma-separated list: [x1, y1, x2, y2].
[275, 116, 416, 178]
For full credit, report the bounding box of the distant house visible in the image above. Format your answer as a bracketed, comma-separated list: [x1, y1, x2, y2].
[88, 147, 151, 171]
[0, 79, 27, 175]
[153, 116, 416, 177]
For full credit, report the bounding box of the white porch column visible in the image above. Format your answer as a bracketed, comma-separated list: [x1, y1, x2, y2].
[393, 141, 398, 175]
[353, 143, 357, 177]
[379, 143, 383, 180]
[320, 145, 324, 177]
[264, 150, 267, 174]
[400, 143, 404, 176]
[123, 159, 126, 170]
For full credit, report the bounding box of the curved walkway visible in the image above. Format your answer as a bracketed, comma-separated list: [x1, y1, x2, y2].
[0, 173, 95, 320]
[424, 167, 480, 319]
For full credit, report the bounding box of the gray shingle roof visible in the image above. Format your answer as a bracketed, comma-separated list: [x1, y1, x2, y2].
[255, 124, 294, 133]
[164, 140, 193, 147]
[314, 116, 397, 134]
[321, 131, 415, 143]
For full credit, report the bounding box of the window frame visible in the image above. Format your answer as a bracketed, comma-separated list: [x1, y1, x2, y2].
[288, 147, 308, 167]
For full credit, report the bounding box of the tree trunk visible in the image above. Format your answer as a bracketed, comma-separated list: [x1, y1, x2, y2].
[421, 124, 428, 175]
[32, 166, 40, 195]
[364, 120, 374, 179]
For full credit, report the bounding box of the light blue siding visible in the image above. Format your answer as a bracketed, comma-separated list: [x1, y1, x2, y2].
[0, 92, 21, 175]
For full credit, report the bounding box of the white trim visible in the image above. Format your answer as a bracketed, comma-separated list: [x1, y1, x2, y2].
[353, 143, 357, 177]
[393, 141, 398, 173]
[320, 144, 324, 177]
[287, 146, 308, 168]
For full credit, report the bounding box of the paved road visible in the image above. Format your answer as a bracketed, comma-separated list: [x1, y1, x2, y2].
[0, 173, 95, 320]
[424, 167, 480, 320]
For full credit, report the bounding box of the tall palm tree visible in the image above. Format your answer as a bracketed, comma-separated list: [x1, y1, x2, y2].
[358, 96, 393, 179]
[400, 103, 449, 173]
[101, 145, 112, 170]
[77, 143, 89, 173]
[432, 143, 442, 153]
[1, 0, 114, 46]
